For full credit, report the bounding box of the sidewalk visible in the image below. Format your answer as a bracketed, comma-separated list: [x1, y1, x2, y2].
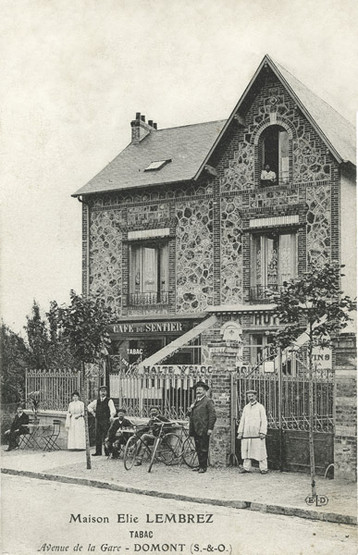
[1, 448, 356, 526]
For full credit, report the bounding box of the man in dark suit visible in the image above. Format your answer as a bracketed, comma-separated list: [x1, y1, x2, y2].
[105, 408, 133, 459]
[88, 385, 116, 456]
[4, 405, 30, 451]
[188, 381, 216, 473]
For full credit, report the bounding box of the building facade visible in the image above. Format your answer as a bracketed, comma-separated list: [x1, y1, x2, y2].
[74, 55, 355, 368]
[73, 56, 356, 475]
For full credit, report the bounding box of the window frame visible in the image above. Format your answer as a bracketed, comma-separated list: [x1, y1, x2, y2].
[250, 229, 298, 299]
[258, 124, 291, 187]
[128, 239, 170, 305]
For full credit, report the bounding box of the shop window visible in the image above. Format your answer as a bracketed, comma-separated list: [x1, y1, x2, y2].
[249, 334, 275, 367]
[260, 126, 290, 185]
[250, 231, 297, 301]
[129, 242, 169, 305]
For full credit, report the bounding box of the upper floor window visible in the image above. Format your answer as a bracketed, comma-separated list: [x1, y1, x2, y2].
[260, 125, 290, 186]
[250, 231, 297, 301]
[129, 242, 169, 305]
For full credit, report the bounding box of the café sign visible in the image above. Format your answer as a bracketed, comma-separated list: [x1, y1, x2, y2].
[109, 321, 184, 334]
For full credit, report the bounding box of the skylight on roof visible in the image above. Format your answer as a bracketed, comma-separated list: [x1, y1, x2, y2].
[144, 159, 172, 171]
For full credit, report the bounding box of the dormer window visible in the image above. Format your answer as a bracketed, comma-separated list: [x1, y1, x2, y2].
[144, 159, 172, 172]
[260, 125, 290, 185]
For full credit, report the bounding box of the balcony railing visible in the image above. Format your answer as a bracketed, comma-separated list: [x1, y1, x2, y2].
[249, 284, 285, 303]
[128, 291, 170, 306]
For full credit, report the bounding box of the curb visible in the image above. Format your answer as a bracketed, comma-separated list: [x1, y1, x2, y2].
[2, 467, 356, 527]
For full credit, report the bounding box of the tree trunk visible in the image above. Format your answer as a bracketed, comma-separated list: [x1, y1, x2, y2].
[82, 362, 92, 470]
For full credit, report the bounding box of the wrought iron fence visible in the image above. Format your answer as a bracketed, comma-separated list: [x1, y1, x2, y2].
[26, 369, 82, 411]
[237, 363, 334, 433]
[110, 366, 213, 419]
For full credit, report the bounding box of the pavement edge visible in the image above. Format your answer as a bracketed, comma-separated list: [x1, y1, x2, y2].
[1, 467, 356, 527]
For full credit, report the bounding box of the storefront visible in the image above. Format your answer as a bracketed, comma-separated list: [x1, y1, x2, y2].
[108, 315, 204, 373]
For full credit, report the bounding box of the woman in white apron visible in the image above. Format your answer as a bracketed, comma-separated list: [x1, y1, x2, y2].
[65, 391, 86, 450]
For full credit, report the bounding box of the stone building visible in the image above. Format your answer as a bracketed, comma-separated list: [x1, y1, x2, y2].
[73, 55, 356, 477]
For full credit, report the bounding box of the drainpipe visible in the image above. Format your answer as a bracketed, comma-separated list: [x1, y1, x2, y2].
[77, 196, 90, 297]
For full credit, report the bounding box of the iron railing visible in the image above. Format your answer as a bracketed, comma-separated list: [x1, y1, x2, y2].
[127, 290, 170, 306]
[110, 366, 213, 420]
[249, 284, 285, 302]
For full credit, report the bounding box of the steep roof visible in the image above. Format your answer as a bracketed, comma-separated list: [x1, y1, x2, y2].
[73, 120, 225, 196]
[74, 55, 355, 197]
[195, 55, 355, 179]
[275, 58, 355, 164]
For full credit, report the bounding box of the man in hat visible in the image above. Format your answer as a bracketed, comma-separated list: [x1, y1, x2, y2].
[88, 385, 116, 456]
[105, 408, 133, 459]
[188, 381, 216, 473]
[237, 390, 268, 474]
[134, 406, 171, 466]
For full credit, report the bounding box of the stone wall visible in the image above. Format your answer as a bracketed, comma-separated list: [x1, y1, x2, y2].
[334, 334, 357, 481]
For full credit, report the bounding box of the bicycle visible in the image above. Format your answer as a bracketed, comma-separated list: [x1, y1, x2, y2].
[177, 425, 199, 468]
[124, 422, 182, 473]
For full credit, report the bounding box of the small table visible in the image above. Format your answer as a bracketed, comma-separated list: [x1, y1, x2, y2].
[26, 423, 51, 450]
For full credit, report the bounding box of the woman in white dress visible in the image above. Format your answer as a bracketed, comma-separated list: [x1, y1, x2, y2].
[65, 391, 86, 450]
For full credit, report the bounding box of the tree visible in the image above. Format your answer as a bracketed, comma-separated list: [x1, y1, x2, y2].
[24, 300, 78, 371]
[54, 290, 113, 469]
[1, 323, 30, 404]
[25, 301, 50, 369]
[272, 262, 355, 495]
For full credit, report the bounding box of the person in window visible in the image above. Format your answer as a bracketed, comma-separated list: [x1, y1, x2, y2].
[134, 406, 171, 466]
[88, 385, 116, 456]
[105, 408, 133, 459]
[4, 405, 29, 451]
[260, 164, 276, 183]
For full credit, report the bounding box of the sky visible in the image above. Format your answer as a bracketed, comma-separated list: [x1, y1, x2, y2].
[1, 0, 357, 335]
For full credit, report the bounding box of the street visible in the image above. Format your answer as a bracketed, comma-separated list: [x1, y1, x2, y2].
[1, 474, 356, 555]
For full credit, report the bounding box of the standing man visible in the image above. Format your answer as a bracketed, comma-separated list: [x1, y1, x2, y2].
[88, 385, 116, 456]
[188, 381, 216, 474]
[237, 389, 268, 474]
[4, 405, 30, 451]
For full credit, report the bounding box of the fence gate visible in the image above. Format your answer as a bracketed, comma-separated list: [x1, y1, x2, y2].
[235, 347, 335, 475]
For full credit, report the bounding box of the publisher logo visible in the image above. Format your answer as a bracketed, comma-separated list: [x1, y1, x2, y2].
[305, 494, 329, 507]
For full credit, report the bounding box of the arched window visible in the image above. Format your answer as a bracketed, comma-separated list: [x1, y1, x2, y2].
[260, 125, 290, 185]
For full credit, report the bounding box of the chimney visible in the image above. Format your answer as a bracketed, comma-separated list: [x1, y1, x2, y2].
[130, 112, 157, 144]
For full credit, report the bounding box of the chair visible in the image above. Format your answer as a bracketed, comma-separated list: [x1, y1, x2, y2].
[42, 419, 61, 451]
[18, 418, 35, 449]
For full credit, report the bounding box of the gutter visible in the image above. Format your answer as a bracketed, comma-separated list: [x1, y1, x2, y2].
[77, 196, 90, 296]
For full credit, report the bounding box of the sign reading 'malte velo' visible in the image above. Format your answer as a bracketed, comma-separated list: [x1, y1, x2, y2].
[141, 365, 213, 374]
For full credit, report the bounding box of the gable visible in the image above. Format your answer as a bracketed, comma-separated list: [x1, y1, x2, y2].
[195, 55, 355, 180]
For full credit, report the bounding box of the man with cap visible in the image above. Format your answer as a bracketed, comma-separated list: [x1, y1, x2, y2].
[237, 390, 268, 474]
[134, 406, 171, 466]
[88, 385, 116, 456]
[105, 408, 133, 459]
[188, 381, 216, 473]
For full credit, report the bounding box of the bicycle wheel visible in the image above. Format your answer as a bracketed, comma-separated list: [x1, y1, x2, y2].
[159, 433, 183, 466]
[148, 436, 161, 473]
[123, 436, 139, 470]
[182, 436, 198, 468]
